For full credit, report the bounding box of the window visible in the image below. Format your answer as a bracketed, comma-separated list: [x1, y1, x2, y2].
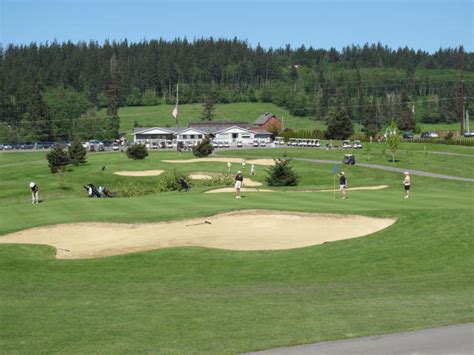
[242, 135, 251, 139]
[190, 135, 195, 139]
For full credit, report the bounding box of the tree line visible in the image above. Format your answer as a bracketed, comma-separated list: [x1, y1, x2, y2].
[0, 38, 472, 143]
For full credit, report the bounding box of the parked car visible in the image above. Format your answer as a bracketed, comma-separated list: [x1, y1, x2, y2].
[402, 132, 414, 139]
[223, 141, 230, 148]
[112, 143, 120, 151]
[259, 141, 266, 147]
[464, 131, 474, 137]
[252, 140, 260, 147]
[236, 140, 243, 147]
[342, 140, 352, 149]
[352, 140, 362, 149]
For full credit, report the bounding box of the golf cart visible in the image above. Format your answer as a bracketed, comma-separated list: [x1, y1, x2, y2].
[352, 140, 362, 149]
[343, 154, 356, 165]
[342, 140, 352, 149]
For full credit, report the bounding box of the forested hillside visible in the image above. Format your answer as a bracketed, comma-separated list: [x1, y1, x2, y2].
[1, 38, 472, 143]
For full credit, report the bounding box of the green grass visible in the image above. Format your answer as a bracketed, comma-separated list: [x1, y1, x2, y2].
[218, 143, 474, 179]
[0, 148, 473, 353]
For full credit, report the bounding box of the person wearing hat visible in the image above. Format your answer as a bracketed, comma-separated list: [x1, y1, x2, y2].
[29, 182, 39, 204]
[235, 170, 244, 199]
[339, 172, 347, 199]
[403, 171, 411, 199]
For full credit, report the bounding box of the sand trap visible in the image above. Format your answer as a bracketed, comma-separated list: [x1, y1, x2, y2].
[0, 210, 395, 259]
[206, 187, 274, 193]
[190, 172, 262, 186]
[163, 158, 275, 166]
[205, 185, 389, 194]
[114, 170, 164, 177]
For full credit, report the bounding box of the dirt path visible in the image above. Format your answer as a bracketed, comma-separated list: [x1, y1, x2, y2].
[163, 157, 276, 166]
[0, 210, 395, 259]
[205, 185, 389, 193]
[114, 170, 164, 176]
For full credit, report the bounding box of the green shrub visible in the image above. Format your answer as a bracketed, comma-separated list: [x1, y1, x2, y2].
[265, 158, 299, 186]
[199, 174, 234, 187]
[158, 169, 191, 192]
[126, 144, 149, 160]
[192, 136, 214, 157]
[115, 182, 157, 197]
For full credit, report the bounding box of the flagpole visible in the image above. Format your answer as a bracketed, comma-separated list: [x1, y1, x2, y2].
[333, 174, 336, 200]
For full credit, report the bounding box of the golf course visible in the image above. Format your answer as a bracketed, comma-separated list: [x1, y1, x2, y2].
[0, 140, 473, 353]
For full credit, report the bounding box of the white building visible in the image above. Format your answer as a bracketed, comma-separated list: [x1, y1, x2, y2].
[213, 126, 255, 145]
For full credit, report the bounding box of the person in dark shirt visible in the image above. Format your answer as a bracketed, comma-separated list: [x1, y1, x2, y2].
[235, 171, 243, 199]
[339, 172, 347, 200]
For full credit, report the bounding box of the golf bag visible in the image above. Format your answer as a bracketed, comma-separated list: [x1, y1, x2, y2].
[178, 177, 189, 192]
[84, 184, 101, 198]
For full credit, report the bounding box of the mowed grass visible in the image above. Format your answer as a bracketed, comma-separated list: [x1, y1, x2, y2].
[0, 148, 473, 353]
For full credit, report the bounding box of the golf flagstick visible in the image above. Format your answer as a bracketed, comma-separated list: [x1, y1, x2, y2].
[333, 164, 337, 200]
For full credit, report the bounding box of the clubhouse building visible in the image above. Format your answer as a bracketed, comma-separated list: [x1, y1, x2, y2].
[133, 113, 282, 147]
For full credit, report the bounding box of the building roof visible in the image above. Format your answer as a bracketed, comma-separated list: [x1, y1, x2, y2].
[188, 121, 254, 132]
[134, 127, 182, 134]
[254, 112, 276, 125]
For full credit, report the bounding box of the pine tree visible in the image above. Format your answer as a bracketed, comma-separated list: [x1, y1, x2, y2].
[201, 90, 217, 121]
[265, 158, 299, 186]
[46, 144, 70, 173]
[325, 95, 354, 140]
[68, 138, 87, 166]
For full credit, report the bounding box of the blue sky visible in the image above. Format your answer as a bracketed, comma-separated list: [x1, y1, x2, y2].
[1, 0, 472, 52]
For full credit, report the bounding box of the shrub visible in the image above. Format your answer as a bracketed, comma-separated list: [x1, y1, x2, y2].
[192, 136, 214, 157]
[126, 144, 149, 160]
[46, 144, 70, 173]
[158, 169, 191, 192]
[265, 158, 299, 186]
[199, 174, 234, 187]
[116, 182, 157, 197]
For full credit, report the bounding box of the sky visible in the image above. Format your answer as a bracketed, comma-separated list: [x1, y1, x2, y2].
[1, 0, 473, 52]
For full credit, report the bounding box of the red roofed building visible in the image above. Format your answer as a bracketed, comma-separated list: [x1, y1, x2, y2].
[253, 112, 283, 133]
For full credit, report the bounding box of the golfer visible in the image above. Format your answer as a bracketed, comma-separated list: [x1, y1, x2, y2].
[339, 172, 347, 199]
[30, 182, 39, 204]
[235, 170, 243, 199]
[403, 171, 411, 199]
[250, 164, 255, 176]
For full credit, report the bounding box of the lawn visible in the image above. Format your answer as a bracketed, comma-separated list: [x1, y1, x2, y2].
[0, 147, 473, 353]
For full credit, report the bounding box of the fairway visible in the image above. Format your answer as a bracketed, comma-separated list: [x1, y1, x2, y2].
[0, 146, 473, 353]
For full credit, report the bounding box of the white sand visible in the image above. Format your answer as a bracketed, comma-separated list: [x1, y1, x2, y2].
[163, 158, 276, 166]
[0, 210, 395, 259]
[114, 170, 164, 176]
[206, 185, 389, 193]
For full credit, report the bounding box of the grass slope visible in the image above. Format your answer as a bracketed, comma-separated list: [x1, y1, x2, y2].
[0, 147, 473, 353]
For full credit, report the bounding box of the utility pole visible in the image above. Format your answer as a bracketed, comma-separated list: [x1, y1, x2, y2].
[460, 46, 465, 134]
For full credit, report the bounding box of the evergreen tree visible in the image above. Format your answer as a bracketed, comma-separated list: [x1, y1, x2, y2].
[325, 96, 354, 140]
[192, 135, 214, 157]
[201, 90, 217, 121]
[68, 138, 87, 166]
[46, 144, 70, 173]
[265, 158, 299, 186]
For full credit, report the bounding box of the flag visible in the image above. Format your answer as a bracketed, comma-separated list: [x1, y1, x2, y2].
[333, 164, 338, 174]
[172, 106, 178, 120]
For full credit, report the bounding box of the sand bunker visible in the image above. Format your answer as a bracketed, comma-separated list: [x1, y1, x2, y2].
[206, 187, 274, 193]
[114, 170, 164, 177]
[206, 185, 389, 194]
[163, 158, 275, 166]
[0, 210, 395, 259]
[190, 172, 262, 186]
